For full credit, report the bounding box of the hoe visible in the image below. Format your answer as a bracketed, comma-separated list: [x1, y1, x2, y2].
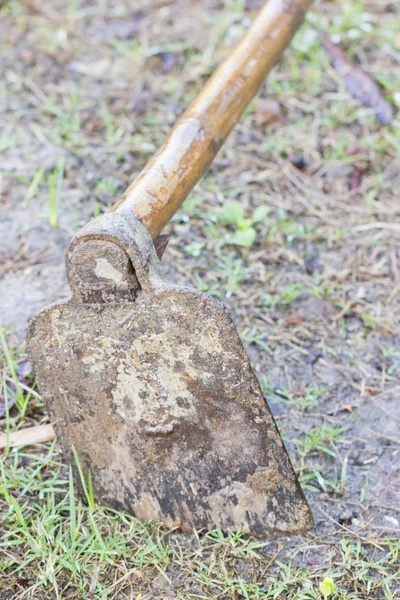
[28, 0, 314, 538]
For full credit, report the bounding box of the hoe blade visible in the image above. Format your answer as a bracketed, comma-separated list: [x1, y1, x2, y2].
[28, 212, 313, 538]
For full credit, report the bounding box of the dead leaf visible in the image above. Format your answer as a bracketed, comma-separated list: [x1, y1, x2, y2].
[16, 359, 32, 379]
[0, 424, 55, 449]
[320, 33, 395, 126]
[68, 58, 112, 78]
[0, 382, 17, 418]
[304, 254, 323, 275]
[285, 314, 303, 326]
[351, 168, 362, 190]
[255, 98, 281, 127]
[150, 52, 179, 74]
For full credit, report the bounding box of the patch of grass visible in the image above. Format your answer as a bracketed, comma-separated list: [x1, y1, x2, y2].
[261, 283, 304, 309]
[265, 385, 325, 412]
[215, 255, 253, 298]
[300, 460, 348, 496]
[184, 241, 205, 257]
[241, 327, 272, 354]
[174, 191, 204, 224]
[336, 539, 399, 598]
[0, 328, 36, 422]
[43, 92, 83, 148]
[1, 445, 398, 599]
[0, 447, 174, 599]
[195, 254, 253, 299]
[296, 423, 349, 460]
[194, 274, 222, 298]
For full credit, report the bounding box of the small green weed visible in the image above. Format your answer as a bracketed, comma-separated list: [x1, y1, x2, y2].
[266, 209, 307, 244]
[213, 201, 269, 247]
[43, 92, 82, 147]
[100, 101, 124, 144]
[215, 255, 253, 298]
[0, 125, 21, 153]
[195, 255, 252, 298]
[94, 176, 121, 198]
[267, 385, 325, 411]
[241, 327, 272, 354]
[296, 423, 349, 460]
[320, 576, 335, 598]
[24, 165, 46, 206]
[194, 275, 221, 298]
[300, 458, 348, 496]
[204, 529, 266, 559]
[184, 241, 205, 257]
[261, 283, 304, 309]
[46, 156, 65, 228]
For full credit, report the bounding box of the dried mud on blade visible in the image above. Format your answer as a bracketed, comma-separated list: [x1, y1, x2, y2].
[28, 211, 313, 537]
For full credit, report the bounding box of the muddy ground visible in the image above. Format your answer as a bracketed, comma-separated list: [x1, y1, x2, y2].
[1, 0, 399, 598]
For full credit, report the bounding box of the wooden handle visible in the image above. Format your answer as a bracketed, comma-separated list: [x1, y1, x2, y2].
[114, 0, 312, 239]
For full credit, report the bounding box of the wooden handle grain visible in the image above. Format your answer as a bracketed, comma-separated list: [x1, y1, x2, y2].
[114, 0, 312, 239]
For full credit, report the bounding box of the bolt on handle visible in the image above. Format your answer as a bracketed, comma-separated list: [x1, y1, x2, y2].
[113, 0, 312, 239]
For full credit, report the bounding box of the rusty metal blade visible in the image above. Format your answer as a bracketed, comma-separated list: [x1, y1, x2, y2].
[27, 211, 313, 537]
